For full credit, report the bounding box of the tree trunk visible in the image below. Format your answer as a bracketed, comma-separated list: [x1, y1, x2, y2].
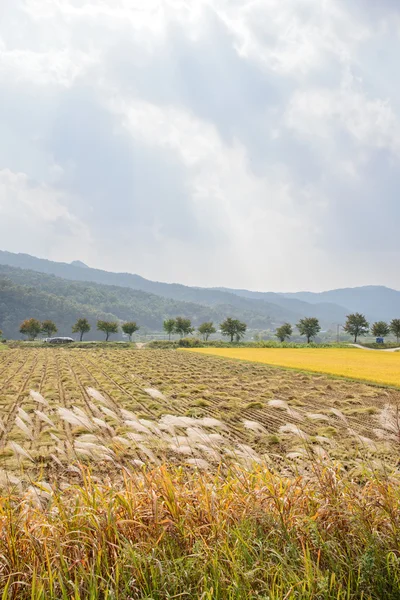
[354, 334, 357, 343]
[230, 334, 234, 342]
[106, 332, 109, 341]
[129, 335, 132, 342]
[80, 331, 83, 342]
[307, 336, 310, 344]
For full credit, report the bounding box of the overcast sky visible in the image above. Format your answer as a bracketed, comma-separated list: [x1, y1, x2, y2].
[0, 0, 399, 291]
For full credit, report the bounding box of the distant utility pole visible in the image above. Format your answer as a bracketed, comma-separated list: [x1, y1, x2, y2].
[336, 324, 344, 343]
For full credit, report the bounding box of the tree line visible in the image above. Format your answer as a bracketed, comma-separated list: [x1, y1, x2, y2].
[13, 316, 248, 343]
[275, 314, 400, 344]
[17, 318, 140, 342]
[163, 317, 247, 342]
[8, 312, 400, 345]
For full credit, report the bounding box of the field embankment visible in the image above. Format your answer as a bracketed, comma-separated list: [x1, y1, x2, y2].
[186, 347, 400, 387]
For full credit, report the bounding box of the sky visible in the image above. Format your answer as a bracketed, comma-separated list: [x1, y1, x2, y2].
[0, 0, 400, 292]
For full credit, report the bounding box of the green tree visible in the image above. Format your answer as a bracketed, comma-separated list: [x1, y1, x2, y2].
[163, 319, 176, 341]
[174, 317, 194, 338]
[220, 318, 247, 343]
[390, 319, 400, 344]
[20, 318, 42, 341]
[122, 321, 140, 342]
[97, 320, 119, 342]
[275, 323, 293, 343]
[198, 322, 217, 341]
[296, 317, 321, 344]
[41, 320, 57, 337]
[371, 321, 390, 338]
[72, 318, 91, 342]
[343, 313, 369, 344]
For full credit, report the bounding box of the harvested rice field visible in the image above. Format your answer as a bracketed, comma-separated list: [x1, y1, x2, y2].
[187, 347, 400, 387]
[1, 346, 400, 485]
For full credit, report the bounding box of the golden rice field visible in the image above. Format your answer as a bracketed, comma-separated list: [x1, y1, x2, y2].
[186, 347, 400, 387]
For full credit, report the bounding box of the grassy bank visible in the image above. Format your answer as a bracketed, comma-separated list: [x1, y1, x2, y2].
[1, 463, 400, 599]
[148, 339, 351, 349]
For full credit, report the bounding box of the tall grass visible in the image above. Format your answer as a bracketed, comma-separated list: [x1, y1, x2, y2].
[0, 463, 399, 599]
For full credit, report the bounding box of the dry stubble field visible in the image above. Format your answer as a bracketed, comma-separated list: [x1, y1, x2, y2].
[1, 346, 400, 486]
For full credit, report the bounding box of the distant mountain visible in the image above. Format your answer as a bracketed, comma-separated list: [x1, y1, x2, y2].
[0, 264, 276, 339]
[214, 288, 349, 324]
[71, 260, 89, 268]
[282, 286, 400, 322]
[0, 251, 349, 327]
[2, 250, 397, 331]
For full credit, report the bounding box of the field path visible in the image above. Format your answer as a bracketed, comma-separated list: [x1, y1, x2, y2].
[351, 344, 400, 352]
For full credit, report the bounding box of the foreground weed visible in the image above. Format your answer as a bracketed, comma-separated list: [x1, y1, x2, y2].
[0, 464, 399, 599]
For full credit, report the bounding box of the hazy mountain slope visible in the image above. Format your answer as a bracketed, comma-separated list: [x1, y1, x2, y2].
[0, 251, 304, 324]
[0, 251, 345, 326]
[0, 265, 276, 338]
[0, 278, 119, 340]
[214, 287, 349, 323]
[283, 286, 400, 321]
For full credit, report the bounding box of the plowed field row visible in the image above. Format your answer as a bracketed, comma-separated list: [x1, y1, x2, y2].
[0, 347, 399, 486]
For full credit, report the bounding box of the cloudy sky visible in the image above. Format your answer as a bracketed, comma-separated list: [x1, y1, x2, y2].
[0, 0, 399, 291]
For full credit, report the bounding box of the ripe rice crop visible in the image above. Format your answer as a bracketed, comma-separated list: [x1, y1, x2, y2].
[186, 347, 400, 387]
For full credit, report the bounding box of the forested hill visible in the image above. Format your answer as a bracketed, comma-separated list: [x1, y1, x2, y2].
[0, 250, 349, 325]
[0, 265, 274, 339]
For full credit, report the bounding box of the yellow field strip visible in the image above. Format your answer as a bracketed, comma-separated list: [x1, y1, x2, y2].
[185, 348, 400, 387]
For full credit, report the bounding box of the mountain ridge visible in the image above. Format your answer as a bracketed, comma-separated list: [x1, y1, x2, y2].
[0, 250, 398, 327]
[0, 251, 349, 325]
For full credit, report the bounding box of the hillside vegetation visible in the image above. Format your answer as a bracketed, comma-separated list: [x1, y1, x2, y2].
[0, 265, 269, 339]
[0, 250, 352, 326]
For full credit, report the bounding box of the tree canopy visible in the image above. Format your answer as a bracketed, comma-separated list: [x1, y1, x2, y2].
[343, 313, 369, 343]
[97, 320, 119, 341]
[72, 318, 91, 342]
[20, 318, 42, 340]
[174, 317, 194, 338]
[390, 319, 400, 344]
[275, 323, 292, 343]
[296, 318, 321, 344]
[122, 321, 140, 342]
[198, 322, 216, 341]
[220, 318, 247, 343]
[371, 321, 390, 338]
[41, 320, 57, 337]
[163, 319, 176, 340]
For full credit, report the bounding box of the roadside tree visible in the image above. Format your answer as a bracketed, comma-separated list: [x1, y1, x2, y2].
[41, 320, 57, 337]
[174, 317, 194, 338]
[122, 321, 140, 342]
[20, 318, 42, 341]
[343, 313, 369, 344]
[97, 320, 119, 342]
[371, 321, 391, 339]
[220, 318, 247, 343]
[296, 317, 321, 344]
[72, 318, 91, 342]
[198, 322, 216, 341]
[275, 323, 293, 343]
[390, 319, 400, 344]
[163, 319, 176, 340]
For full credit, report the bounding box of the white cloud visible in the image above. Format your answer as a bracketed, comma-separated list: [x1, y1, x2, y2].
[0, 0, 400, 290]
[0, 169, 92, 261]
